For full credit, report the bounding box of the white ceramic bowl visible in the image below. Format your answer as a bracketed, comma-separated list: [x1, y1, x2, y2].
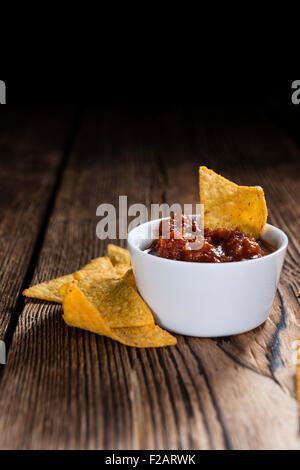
[128, 219, 288, 337]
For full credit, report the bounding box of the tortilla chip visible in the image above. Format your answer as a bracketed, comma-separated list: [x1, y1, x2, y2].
[60, 281, 176, 348]
[121, 268, 137, 289]
[61, 281, 111, 336]
[23, 257, 113, 303]
[58, 281, 71, 299]
[74, 268, 117, 283]
[111, 264, 136, 289]
[108, 244, 131, 266]
[23, 274, 74, 303]
[111, 325, 177, 348]
[74, 265, 136, 288]
[83, 256, 114, 271]
[73, 274, 153, 328]
[76, 265, 136, 290]
[199, 166, 268, 239]
[114, 264, 131, 277]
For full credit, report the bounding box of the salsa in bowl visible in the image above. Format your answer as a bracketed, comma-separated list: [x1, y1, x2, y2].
[128, 217, 288, 337]
[146, 215, 274, 263]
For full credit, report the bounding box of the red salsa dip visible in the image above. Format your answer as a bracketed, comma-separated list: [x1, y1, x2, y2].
[146, 215, 274, 263]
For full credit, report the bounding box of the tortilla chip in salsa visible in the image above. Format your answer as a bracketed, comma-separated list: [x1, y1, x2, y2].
[199, 166, 268, 239]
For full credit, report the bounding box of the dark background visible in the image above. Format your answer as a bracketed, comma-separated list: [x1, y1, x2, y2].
[1, 77, 300, 157]
[2, 76, 298, 105]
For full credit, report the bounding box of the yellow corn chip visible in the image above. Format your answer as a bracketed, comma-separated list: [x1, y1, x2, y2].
[23, 274, 74, 303]
[111, 325, 177, 348]
[59, 282, 71, 299]
[60, 262, 136, 301]
[108, 244, 131, 266]
[114, 264, 131, 277]
[60, 281, 177, 348]
[74, 268, 117, 283]
[74, 265, 136, 288]
[83, 256, 114, 271]
[74, 274, 153, 328]
[121, 268, 136, 290]
[23, 257, 114, 303]
[199, 166, 268, 239]
[61, 281, 111, 336]
[112, 264, 136, 289]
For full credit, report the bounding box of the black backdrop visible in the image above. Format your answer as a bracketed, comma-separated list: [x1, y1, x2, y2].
[1, 77, 298, 107]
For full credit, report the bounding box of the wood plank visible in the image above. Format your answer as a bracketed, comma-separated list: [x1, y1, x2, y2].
[0, 106, 299, 449]
[0, 106, 76, 344]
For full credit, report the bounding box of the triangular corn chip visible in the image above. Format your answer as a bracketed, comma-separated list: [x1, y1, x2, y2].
[199, 166, 268, 239]
[110, 264, 136, 289]
[61, 281, 111, 336]
[113, 263, 131, 277]
[121, 267, 136, 290]
[74, 265, 136, 289]
[111, 325, 177, 348]
[73, 268, 118, 283]
[23, 274, 74, 303]
[83, 256, 114, 271]
[108, 244, 131, 266]
[73, 274, 153, 328]
[23, 257, 114, 303]
[60, 281, 176, 348]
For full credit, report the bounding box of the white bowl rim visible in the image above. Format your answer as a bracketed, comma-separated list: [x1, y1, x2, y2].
[128, 218, 288, 268]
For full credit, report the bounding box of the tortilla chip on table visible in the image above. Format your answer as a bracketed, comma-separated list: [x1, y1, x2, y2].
[60, 280, 177, 348]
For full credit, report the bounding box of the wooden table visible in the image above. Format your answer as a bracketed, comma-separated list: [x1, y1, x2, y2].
[0, 105, 299, 450]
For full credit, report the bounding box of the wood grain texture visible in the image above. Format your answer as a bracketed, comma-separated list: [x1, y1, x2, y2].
[0, 107, 76, 342]
[0, 106, 299, 449]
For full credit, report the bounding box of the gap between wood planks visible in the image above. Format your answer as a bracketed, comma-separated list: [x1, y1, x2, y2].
[0, 107, 84, 374]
